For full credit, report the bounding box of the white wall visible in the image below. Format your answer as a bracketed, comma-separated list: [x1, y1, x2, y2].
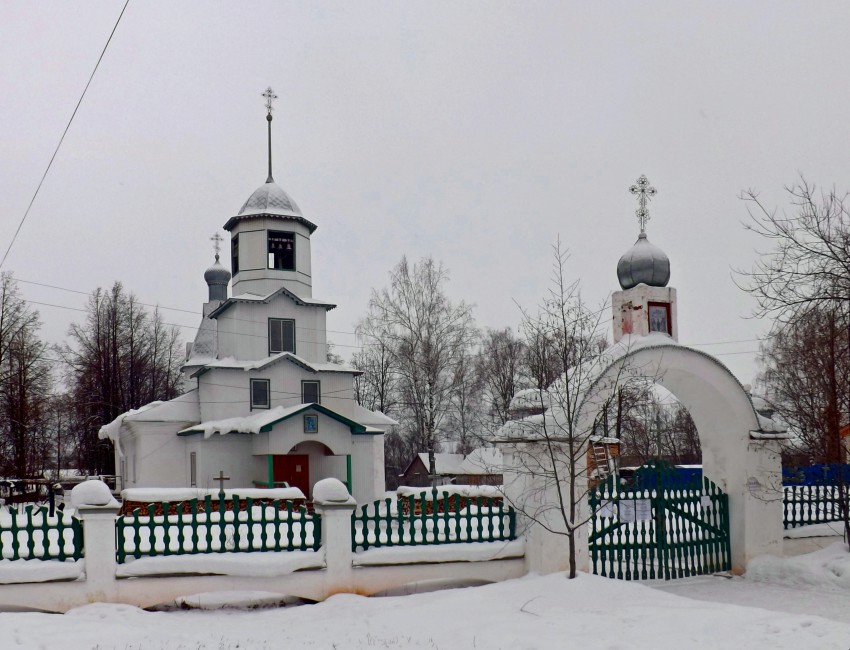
[126, 423, 189, 488]
[197, 366, 356, 423]
[215, 299, 328, 363]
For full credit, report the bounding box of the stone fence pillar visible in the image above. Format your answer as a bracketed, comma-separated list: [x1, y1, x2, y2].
[71, 480, 121, 602]
[312, 478, 356, 597]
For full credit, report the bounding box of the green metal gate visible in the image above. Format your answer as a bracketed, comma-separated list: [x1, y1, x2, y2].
[589, 460, 731, 580]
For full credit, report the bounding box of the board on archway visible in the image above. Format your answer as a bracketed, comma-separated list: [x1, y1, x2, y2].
[588, 460, 731, 580]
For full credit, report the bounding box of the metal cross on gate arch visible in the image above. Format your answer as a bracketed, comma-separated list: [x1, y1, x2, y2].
[629, 175, 657, 234]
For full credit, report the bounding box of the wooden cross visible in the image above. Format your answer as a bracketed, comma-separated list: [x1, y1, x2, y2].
[628, 174, 657, 233]
[262, 86, 278, 115]
[214, 470, 230, 493]
[210, 232, 223, 257]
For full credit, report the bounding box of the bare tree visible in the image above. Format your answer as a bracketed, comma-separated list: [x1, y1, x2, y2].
[738, 178, 850, 543]
[357, 256, 477, 483]
[498, 241, 632, 578]
[60, 282, 183, 474]
[477, 328, 525, 427]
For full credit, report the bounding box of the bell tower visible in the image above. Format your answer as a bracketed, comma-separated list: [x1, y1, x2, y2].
[612, 175, 678, 343]
[224, 87, 317, 298]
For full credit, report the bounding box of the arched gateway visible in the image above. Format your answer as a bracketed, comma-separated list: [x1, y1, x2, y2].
[499, 176, 786, 576]
[578, 339, 785, 573]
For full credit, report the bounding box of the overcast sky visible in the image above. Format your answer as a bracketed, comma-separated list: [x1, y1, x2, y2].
[3, 1, 850, 385]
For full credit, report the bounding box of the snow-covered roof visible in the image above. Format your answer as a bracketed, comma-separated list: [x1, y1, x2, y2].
[188, 315, 217, 360]
[409, 453, 466, 476]
[98, 391, 201, 442]
[178, 402, 383, 439]
[208, 286, 336, 318]
[509, 388, 550, 413]
[456, 447, 503, 475]
[351, 403, 399, 427]
[223, 181, 318, 233]
[190, 352, 361, 378]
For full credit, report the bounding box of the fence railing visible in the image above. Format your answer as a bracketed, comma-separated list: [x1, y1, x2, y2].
[0, 505, 83, 561]
[116, 495, 320, 563]
[783, 484, 850, 529]
[352, 489, 516, 552]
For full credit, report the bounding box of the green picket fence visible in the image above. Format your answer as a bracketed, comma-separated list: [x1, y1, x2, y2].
[116, 495, 320, 563]
[0, 505, 83, 561]
[352, 489, 516, 552]
[589, 462, 731, 580]
[783, 485, 850, 529]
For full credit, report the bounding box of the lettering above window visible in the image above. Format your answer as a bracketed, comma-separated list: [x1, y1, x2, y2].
[269, 318, 295, 355]
[268, 231, 295, 270]
[251, 378, 270, 410]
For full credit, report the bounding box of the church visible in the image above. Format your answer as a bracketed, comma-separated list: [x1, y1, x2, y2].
[99, 89, 394, 504]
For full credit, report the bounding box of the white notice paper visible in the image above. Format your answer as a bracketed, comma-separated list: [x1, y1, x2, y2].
[598, 501, 615, 518]
[700, 495, 713, 509]
[634, 499, 652, 521]
[619, 500, 636, 522]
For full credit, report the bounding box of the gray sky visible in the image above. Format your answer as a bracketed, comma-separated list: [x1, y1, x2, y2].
[3, 1, 850, 385]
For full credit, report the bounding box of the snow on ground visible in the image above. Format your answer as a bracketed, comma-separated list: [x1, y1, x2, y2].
[3, 570, 850, 649]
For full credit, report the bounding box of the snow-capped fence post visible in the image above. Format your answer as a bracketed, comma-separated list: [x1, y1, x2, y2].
[71, 480, 121, 601]
[498, 441, 589, 575]
[311, 478, 356, 596]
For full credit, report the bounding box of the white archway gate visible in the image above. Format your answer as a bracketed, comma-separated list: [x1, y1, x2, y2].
[578, 342, 785, 574]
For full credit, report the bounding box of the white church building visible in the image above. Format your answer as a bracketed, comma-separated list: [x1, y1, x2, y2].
[100, 89, 394, 504]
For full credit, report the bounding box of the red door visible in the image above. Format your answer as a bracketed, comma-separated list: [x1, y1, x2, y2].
[273, 454, 310, 497]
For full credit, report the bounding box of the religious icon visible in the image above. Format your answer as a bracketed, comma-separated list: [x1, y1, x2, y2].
[648, 303, 670, 335]
[304, 414, 318, 434]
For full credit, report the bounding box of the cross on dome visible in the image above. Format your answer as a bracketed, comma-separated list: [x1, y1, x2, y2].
[262, 86, 278, 115]
[629, 174, 657, 233]
[210, 232, 223, 260]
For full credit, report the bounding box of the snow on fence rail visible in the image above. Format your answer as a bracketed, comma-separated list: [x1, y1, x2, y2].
[352, 488, 516, 552]
[783, 485, 850, 529]
[116, 495, 320, 563]
[0, 504, 83, 561]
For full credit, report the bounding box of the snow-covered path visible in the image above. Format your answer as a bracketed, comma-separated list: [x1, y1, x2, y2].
[3, 570, 850, 649]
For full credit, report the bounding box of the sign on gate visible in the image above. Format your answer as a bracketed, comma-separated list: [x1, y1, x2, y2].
[588, 460, 731, 581]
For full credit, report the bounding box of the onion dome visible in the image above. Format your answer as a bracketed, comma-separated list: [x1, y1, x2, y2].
[204, 254, 231, 302]
[616, 233, 671, 290]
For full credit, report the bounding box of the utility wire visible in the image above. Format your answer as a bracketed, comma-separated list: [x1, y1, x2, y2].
[0, 0, 131, 270]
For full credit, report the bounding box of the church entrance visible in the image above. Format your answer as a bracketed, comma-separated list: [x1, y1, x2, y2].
[273, 454, 310, 497]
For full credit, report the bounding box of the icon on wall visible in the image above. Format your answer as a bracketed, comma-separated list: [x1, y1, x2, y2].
[304, 414, 318, 434]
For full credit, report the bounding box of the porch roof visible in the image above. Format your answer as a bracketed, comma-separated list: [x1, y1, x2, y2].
[178, 403, 383, 439]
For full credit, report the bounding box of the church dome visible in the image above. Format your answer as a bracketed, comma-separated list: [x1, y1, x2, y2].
[616, 233, 670, 290]
[204, 255, 231, 286]
[238, 181, 302, 218]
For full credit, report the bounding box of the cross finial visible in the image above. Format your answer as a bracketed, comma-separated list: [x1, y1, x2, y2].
[628, 175, 657, 234]
[210, 232, 223, 261]
[262, 86, 278, 115]
[261, 87, 278, 183]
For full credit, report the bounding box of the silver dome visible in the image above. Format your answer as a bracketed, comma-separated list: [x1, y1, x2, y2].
[204, 255, 231, 302]
[616, 233, 670, 290]
[238, 181, 301, 217]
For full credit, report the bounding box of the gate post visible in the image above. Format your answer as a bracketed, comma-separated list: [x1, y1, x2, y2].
[741, 438, 784, 566]
[498, 441, 589, 575]
[312, 478, 356, 597]
[71, 480, 121, 603]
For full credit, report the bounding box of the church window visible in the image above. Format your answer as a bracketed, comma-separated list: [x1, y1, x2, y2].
[648, 302, 671, 335]
[269, 318, 296, 354]
[268, 231, 295, 270]
[251, 378, 271, 409]
[190, 452, 197, 487]
[302, 380, 320, 404]
[231, 235, 239, 275]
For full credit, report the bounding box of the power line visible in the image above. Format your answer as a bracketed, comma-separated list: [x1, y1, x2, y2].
[1, 0, 131, 270]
